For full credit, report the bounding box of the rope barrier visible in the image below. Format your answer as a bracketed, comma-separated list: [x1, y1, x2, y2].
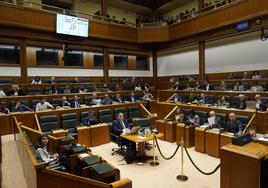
[184, 146, 220, 175]
[154, 136, 180, 160]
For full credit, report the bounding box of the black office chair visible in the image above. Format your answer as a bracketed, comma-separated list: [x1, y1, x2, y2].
[61, 113, 80, 137]
[195, 111, 208, 125]
[39, 115, 61, 135]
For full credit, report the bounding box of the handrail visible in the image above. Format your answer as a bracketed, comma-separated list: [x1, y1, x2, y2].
[242, 113, 256, 134]
[164, 106, 178, 120]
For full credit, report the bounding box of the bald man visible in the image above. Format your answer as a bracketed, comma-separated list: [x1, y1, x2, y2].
[232, 94, 247, 110]
[208, 111, 223, 129]
[255, 94, 268, 111]
[225, 112, 243, 134]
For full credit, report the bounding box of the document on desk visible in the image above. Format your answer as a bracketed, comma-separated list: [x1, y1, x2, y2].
[137, 136, 146, 140]
[257, 137, 268, 142]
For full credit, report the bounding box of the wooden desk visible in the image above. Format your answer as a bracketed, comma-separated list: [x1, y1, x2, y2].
[176, 123, 195, 148]
[195, 127, 206, 153]
[205, 129, 220, 158]
[221, 143, 268, 188]
[91, 124, 110, 147]
[155, 120, 165, 141]
[165, 121, 176, 142]
[121, 133, 163, 162]
[220, 132, 233, 148]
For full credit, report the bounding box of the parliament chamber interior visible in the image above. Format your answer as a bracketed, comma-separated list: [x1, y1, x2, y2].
[1, 0, 268, 188]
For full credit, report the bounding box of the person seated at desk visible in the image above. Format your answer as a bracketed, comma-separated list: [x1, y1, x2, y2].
[186, 110, 200, 126]
[195, 81, 201, 90]
[115, 84, 123, 91]
[89, 92, 101, 106]
[142, 91, 153, 101]
[225, 112, 243, 134]
[217, 96, 228, 106]
[250, 81, 264, 92]
[49, 76, 56, 84]
[232, 94, 247, 110]
[112, 112, 136, 148]
[72, 77, 80, 83]
[31, 76, 42, 84]
[219, 80, 227, 91]
[114, 93, 123, 103]
[12, 100, 33, 112]
[82, 110, 98, 126]
[63, 85, 71, 94]
[172, 81, 184, 91]
[0, 101, 10, 114]
[201, 80, 214, 91]
[143, 83, 152, 92]
[61, 96, 71, 107]
[242, 71, 250, 80]
[233, 81, 245, 91]
[0, 88, 6, 97]
[192, 93, 207, 104]
[134, 83, 142, 91]
[168, 93, 182, 103]
[36, 98, 54, 112]
[252, 71, 261, 80]
[174, 107, 184, 123]
[35, 134, 59, 164]
[125, 92, 136, 102]
[70, 95, 80, 108]
[9, 84, 23, 96]
[102, 94, 113, 105]
[255, 94, 268, 112]
[208, 111, 223, 128]
[103, 84, 111, 92]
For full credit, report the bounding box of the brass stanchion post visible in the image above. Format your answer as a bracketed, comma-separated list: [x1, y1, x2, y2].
[177, 137, 188, 181]
[150, 134, 159, 166]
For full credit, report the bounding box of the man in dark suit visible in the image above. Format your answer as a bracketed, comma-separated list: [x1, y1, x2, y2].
[208, 111, 223, 128]
[61, 96, 71, 107]
[112, 113, 136, 152]
[172, 81, 184, 91]
[102, 94, 113, 105]
[113, 93, 123, 103]
[125, 92, 136, 102]
[201, 80, 214, 91]
[225, 112, 243, 134]
[232, 94, 247, 110]
[70, 95, 80, 108]
[12, 101, 33, 112]
[82, 111, 98, 126]
[255, 94, 268, 112]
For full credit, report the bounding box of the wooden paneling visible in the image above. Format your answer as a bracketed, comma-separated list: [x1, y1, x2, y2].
[138, 26, 169, 43]
[169, 0, 268, 40]
[89, 21, 137, 43]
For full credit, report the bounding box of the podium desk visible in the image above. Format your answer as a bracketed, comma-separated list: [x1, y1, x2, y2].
[90, 123, 110, 147]
[221, 143, 268, 188]
[176, 123, 195, 147]
[195, 127, 206, 153]
[121, 133, 164, 162]
[220, 132, 233, 148]
[155, 120, 166, 141]
[205, 130, 220, 158]
[165, 121, 176, 143]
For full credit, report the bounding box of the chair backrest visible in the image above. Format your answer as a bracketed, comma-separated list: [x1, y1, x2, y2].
[236, 115, 249, 126]
[39, 115, 58, 133]
[28, 87, 41, 95]
[0, 79, 13, 84]
[114, 107, 128, 119]
[181, 108, 192, 121]
[98, 109, 113, 124]
[134, 118, 150, 128]
[80, 111, 89, 122]
[51, 98, 62, 107]
[128, 106, 141, 118]
[215, 113, 227, 124]
[205, 95, 215, 104]
[61, 113, 78, 129]
[194, 111, 208, 125]
[32, 99, 40, 110]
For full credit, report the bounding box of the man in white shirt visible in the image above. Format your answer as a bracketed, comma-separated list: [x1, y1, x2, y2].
[36, 98, 53, 112]
[0, 88, 6, 97]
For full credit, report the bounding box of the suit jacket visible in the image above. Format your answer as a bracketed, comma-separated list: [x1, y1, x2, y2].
[225, 120, 242, 133]
[112, 119, 131, 135]
[257, 101, 268, 112]
[201, 84, 214, 91]
[232, 100, 247, 110]
[102, 98, 113, 105]
[9, 90, 23, 96]
[125, 95, 136, 102]
[211, 116, 224, 129]
[173, 84, 184, 90]
[12, 104, 32, 112]
[82, 116, 98, 126]
[170, 95, 182, 103]
[70, 100, 80, 108]
[114, 97, 123, 103]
